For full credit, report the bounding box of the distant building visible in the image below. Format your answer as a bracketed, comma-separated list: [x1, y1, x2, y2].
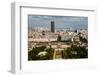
[51, 21, 55, 32]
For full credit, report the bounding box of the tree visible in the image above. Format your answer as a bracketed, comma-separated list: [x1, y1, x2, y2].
[45, 48, 54, 59]
[63, 45, 88, 59]
[79, 36, 88, 43]
[28, 46, 54, 60]
[28, 46, 46, 60]
[42, 31, 45, 35]
[57, 35, 61, 42]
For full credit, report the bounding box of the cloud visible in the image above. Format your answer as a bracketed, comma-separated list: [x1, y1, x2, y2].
[28, 15, 88, 30]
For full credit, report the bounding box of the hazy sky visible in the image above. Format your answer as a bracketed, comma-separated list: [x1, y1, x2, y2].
[28, 15, 88, 30]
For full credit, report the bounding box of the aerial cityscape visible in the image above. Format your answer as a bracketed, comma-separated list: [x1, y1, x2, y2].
[28, 15, 88, 61]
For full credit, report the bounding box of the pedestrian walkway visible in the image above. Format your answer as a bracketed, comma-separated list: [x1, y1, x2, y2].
[53, 50, 63, 59]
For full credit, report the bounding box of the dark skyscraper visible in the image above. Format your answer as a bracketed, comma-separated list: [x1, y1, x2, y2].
[51, 21, 55, 32]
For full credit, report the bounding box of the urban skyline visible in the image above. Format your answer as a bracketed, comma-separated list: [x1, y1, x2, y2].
[28, 15, 88, 30]
[28, 15, 88, 60]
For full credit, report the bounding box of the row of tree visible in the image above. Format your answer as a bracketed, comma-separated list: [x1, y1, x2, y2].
[63, 45, 88, 59]
[28, 46, 54, 60]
